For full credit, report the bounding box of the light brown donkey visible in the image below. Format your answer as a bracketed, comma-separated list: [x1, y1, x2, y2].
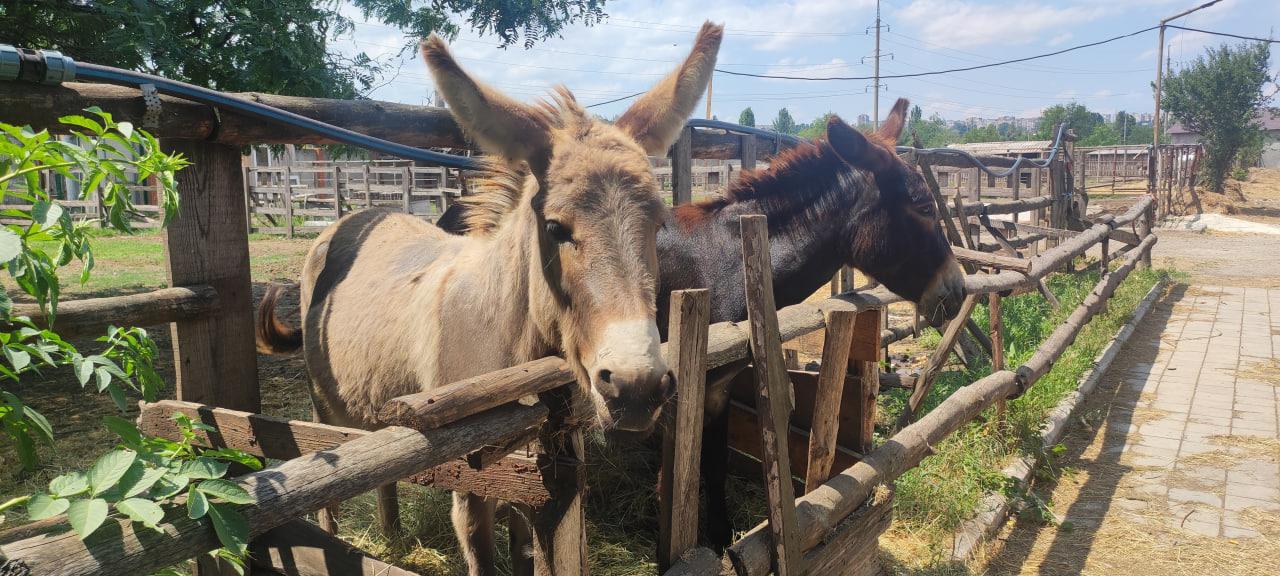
[257, 23, 723, 575]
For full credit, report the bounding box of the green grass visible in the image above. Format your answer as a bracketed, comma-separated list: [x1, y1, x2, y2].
[881, 262, 1164, 568]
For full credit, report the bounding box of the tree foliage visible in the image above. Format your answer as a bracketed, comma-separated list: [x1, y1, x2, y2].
[738, 107, 756, 127]
[900, 105, 957, 147]
[1037, 103, 1105, 141]
[0, 111, 261, 572]
[796, 112, 835, 140]
[772, 108, 797, 136]
[0, 0, 608, 98]
[1161, 41, 1275, 192]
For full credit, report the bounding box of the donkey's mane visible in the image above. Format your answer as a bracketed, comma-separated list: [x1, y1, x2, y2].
[673, 138, 868, 231]
[455, 87, 588, 235]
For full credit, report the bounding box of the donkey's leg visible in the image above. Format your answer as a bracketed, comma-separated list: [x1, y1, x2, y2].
[453, 492, 499, 576]
[702, 361, 748, 550]
[311, 404, 343, 534]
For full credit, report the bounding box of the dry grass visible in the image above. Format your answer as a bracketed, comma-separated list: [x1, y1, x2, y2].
[1238, 358, 1280, 387]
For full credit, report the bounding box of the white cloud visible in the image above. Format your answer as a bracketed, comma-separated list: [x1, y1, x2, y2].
[1049, 32, 1074, 46]
[895, 0, 1104, 48]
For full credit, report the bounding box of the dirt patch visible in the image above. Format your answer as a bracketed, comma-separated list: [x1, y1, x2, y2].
[1150, 229, 1280, 287]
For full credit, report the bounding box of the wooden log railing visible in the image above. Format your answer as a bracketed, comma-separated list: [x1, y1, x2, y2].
[7, 285, 219, 339]
[0, 402, 548, 576]
[688, 229, 1158, 576]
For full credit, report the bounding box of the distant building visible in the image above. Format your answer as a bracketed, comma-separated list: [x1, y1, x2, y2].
[856, 113, 871, 126]
[1168, 110, 1280, 168]
[1137, 113, 1155, 126]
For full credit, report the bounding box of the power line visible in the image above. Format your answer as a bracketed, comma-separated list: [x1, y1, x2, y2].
[713, 24, 1160, 80]
[1165, 25, 1279, 44]
[585, 90, 647, 108]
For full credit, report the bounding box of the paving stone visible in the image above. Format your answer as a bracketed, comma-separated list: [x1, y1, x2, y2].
[1169, 487, 1223, 507]
[1225, 481, 1280, 501]
[1225, 494, 1280, 512]
[1222, 524, 1261, 539]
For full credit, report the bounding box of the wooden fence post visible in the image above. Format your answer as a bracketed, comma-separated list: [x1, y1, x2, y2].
[671, 126, 693, 205]
[242, 165, 252, 233]
[850, 309, 881, 457]
[658, 289, 710, 572]
[739, 214, 800, 576]
[740, 134, 757, 173]
[401, 166, 412, 214]
[989, 293, 1006, 426]
[161, 140, 259, 412]
[161, 140, 260, 576]
[1139, 203, 1153, 270]
[332, 166, 343, 220]
[362, 164, 372, 209]
[283, 166, 295, 239]
[804, 310, 856, 494]
[530, 385, 588, 575]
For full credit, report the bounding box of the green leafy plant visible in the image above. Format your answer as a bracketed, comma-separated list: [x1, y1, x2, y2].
[0, 109, 256, 573]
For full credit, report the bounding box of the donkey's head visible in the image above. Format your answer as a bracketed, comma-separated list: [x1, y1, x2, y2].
[422, 23, 723, 432]
[826, 100, 965, 327]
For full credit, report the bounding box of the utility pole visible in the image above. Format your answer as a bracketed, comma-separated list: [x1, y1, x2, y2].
[873, 0, 881, 129]
[1152, 0, 1225, 192]
[706, 74, 713, 120]
[864, 0, 892, 128]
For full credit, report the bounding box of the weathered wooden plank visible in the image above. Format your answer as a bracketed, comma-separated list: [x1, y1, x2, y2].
[0, 402, 550, 576]
[739, 215, 800, 576]
[850, 309, 882, 457]
[804, 310, 856, 494]
[405, 455, 552, 507]
[800, 490, 893, 576]
[250, 519, 423, 576]
[137, 400, 368, 459]
[8, 285, 218, 339]
[658, 290, 710, 571]
[162, 141, 259, 413]
[671, 127, 693, 205]
[378, 357, 574, 430]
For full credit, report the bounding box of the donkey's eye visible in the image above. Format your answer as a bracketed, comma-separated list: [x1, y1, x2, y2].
[545, 220, 573, 244]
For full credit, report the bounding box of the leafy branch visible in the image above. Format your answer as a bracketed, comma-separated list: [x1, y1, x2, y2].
[1, 109, 254, 573]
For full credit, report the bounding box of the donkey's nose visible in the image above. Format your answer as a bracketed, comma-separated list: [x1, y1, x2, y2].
[594, 369, 621, 402]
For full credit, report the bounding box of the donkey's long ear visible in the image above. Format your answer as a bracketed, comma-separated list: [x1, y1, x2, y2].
[614, 22, 724, 155]
[826, 115, 897, 174]
[874, 98, 910, 146]
[422, 35, 553, 163]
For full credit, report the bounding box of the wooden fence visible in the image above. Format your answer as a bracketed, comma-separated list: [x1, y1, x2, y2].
[245, 163, 464, 236]
[0, 79, 1157, 576]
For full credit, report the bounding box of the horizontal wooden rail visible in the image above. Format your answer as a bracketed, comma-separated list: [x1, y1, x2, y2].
[378, 356, 574, 430]
[949, 195, 1053, 217]
[0, 402, 548, 576]
[7, 285, 218, 339]
[2, 82, 467, 149]
[710, 232, 1157, 576]
[952, 247, 1032, 273]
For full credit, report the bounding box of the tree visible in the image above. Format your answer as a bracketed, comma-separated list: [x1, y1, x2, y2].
[1162, 41, 1275, 192]
[739, 107, 756, 127]
[1037, 102, 1105, 141]
[900, 105, 958, 147]
[772, 108, 797, 135]
[797, 112, 836, 139]
[961, 124, 1003, 144]
[1, 0, 608, 98]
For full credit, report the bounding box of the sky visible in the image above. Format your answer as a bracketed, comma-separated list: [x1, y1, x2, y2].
[329, 0, 1280, 125]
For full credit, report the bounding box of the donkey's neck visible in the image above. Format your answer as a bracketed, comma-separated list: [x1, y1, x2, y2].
[723, 147, 873, 307]
[467, 203, 563, 365]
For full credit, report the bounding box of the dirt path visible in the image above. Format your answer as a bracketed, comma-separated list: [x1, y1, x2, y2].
[981, 172, 1280, 575]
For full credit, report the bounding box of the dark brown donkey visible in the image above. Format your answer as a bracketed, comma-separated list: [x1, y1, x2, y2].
[437, 99, 966, 548]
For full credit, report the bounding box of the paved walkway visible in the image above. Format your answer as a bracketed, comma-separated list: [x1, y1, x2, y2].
[986, 284, 1280, 575]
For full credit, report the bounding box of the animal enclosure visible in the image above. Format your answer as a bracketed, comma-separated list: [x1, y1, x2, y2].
[0, 77, 1158, 576]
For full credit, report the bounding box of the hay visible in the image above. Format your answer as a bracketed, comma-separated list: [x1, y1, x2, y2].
[1237, 359, 1280, 386]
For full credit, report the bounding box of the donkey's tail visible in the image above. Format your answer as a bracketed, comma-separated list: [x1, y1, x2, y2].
[256, 284, 302, 354]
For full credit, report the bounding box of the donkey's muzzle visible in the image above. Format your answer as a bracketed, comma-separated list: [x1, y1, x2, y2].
[590, 320, 672, 434]
[921, 259, 967, 328]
